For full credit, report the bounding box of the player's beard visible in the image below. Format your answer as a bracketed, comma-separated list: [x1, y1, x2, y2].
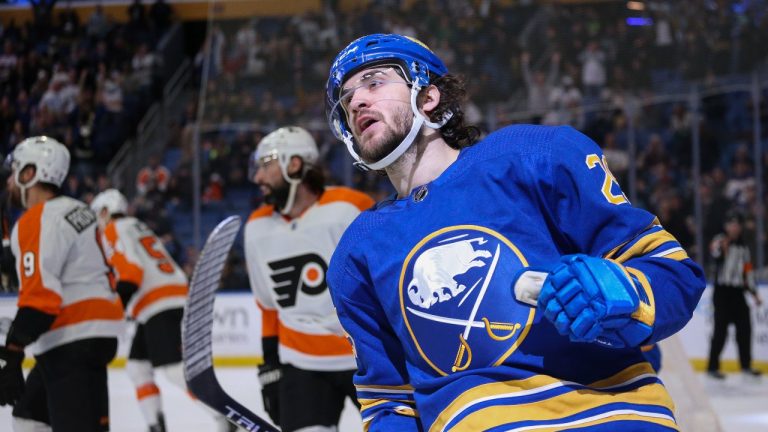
[261, 179, 291, 212]
[359, 105, 413, 163]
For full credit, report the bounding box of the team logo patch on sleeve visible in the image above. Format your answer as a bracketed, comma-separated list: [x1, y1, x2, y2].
[400, 225, 536, 376]
[65, 206, 97, 233]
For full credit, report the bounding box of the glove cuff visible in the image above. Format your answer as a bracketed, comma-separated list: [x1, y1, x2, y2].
[258, 366, 282, 386]
[0, 345, 25, 363]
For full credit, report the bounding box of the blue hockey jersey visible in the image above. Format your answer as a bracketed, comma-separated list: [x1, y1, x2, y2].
[327, 125, 706, 432]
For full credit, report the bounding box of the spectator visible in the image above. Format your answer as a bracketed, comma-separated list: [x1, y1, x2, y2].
[520, 50, 560, 123]
[578, 40, 606, 100]
[0, 41, 18, 84]
[86, 4, 112, 41]
[130, 43, 157, 92]
[149, 0, 174, 35]
[136, 154, 170, 197]
[201, 172, 224, 204]
[38, 74, 71, 117]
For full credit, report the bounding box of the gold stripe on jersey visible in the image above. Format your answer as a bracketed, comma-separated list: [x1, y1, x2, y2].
[456, 410, 677, 432]
[430, 363, 671, 432]
[355, 383, 415, 392]
[660, 250, 689, 261]
[438, 382, 675, 432]
[611, 229, 679, 264]
[625, 266, 655, 326]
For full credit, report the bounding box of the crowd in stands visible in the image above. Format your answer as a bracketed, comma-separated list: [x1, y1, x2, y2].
[0, 0, 179, 266]
[1, 0, 768, 288]
[173, 1, 768, 281]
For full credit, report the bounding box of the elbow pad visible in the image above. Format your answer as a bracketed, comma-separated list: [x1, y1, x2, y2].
[7, 307, 57, 348]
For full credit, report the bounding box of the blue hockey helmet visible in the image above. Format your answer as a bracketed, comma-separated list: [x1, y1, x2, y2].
[326, 34, 451, 170]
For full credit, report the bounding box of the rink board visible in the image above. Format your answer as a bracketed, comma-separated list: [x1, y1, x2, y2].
[1, 286, 766, 370]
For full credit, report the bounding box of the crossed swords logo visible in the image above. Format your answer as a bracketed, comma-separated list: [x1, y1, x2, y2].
[407, 243, 525, 373]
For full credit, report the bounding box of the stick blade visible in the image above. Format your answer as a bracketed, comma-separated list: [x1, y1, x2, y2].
[181, 216, 280, 431]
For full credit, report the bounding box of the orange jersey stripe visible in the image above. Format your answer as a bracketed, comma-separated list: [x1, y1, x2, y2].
[136, 383, 161, 400]
[105, 223, 144, 285]
[50, 297, 123, 330]
[258, 302, 279, 338]
[318, 187, 375, 211]
[248, 206, 274, 222]
[278, 321, 352, 356]
[17, 203, 61, 315]
[131, 284, 188, 318]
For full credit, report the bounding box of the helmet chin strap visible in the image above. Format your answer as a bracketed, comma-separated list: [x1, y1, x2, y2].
[276, 160, 303, 216]
[279, 178, 301, 215]
[14, 171, 39, 209]
[350, 86, 453, 171]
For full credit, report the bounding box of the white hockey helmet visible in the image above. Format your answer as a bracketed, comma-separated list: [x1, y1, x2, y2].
[10, 136, 70, 207]
[250, 126, 319, 214]
[253, 126, 319, 178]
[11, 136, 70, 187]
[91, 189, 129, 216]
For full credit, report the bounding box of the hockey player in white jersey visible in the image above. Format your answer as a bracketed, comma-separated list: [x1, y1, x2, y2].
[245, 126, 373, 432]
[0, 136, 124, 431]
[91, 188, 237, 432]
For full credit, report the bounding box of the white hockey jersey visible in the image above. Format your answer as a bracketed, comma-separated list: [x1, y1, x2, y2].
[11, 196, 124, 355]
[100, 216, 188, 323]
[244, 186, 374, 371]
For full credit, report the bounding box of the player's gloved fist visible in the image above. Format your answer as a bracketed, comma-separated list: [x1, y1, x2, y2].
[257, 363, 282, 425]
[0, 345, 25, 406]
[537, 254, 652, 348]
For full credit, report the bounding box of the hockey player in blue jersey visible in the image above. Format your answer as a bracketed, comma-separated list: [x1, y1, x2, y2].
[324, 34, 706, 431]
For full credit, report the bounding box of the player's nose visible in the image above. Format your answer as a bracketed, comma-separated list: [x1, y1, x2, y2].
[348, 90, 371, 114]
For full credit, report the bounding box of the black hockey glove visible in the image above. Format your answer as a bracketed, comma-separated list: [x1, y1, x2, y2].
[116, 281, 139, 309]
[257, 363, 282, 425]
[0, 345, 25, 406]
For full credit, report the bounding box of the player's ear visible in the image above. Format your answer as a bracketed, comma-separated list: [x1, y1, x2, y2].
[287, 156, 304, 178]
[19, 165, 37, 184]
[419, 84, 441, 117]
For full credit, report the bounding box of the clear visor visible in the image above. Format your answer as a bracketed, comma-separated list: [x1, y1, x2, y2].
[326, 64, 411, 142]
[248, 149, 279, 182]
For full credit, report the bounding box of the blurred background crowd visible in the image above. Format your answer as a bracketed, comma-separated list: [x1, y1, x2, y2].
[1, 0, 767, 291]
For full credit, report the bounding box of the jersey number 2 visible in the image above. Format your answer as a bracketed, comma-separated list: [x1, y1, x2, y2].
[586, 154, 628, 205]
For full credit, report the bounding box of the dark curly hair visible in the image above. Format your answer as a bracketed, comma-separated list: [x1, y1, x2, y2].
[419, 73, 481, 149]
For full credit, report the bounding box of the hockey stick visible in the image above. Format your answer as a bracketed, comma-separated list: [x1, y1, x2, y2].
[182, 216, 280, 432]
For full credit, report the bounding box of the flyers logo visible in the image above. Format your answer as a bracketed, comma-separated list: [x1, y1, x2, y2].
[268, 253, 328, 307]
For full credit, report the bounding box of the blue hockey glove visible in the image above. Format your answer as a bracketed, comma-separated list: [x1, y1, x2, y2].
[537, 254, 652, 348]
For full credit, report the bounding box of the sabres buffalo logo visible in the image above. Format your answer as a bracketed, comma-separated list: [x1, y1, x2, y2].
[400, 225, 535, 376]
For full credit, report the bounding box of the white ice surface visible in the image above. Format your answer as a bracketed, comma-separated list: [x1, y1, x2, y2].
[0, 369, 765, 431]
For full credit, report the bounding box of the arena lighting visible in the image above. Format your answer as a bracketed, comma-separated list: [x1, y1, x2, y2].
[627, 1, 646, 11]
[626, 17, 653, 26]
